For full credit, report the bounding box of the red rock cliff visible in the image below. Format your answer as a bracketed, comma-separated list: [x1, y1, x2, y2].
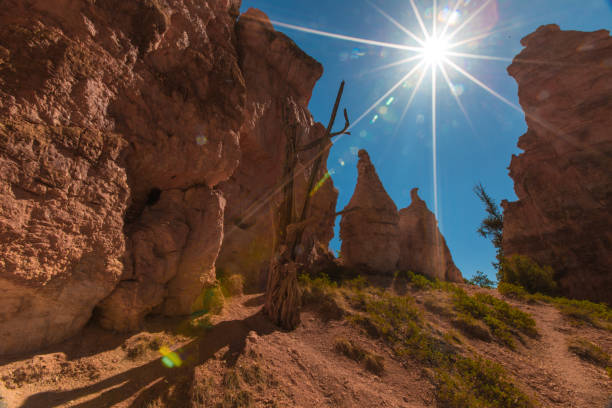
[216, 9, 338, 289]
[503, 24, 612, 304]
[0, 1, 336, 354]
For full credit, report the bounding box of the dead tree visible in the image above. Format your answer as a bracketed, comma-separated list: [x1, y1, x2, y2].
[264, 82, 350, 330]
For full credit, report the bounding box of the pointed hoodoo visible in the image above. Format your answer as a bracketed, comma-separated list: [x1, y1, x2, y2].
[398, 188, 463, 282]
[339, 150, 400, 273]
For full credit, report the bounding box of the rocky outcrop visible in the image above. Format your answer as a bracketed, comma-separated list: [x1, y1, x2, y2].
[398, 189, 462, 282]
[340, 150, 399, 273]
[215, 9, 338, 289]
[503, 25, 612, 304]
[0, 0, 339, 354]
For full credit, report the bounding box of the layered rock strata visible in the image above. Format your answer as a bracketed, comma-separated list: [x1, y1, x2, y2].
[398, 188, 463, 282]
[340, 150, 400, 273]
[503, 25, 612, 304]
[0, 1, 337, 354]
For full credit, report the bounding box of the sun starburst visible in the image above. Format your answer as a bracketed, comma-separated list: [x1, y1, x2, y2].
[255, 0, 542, 225]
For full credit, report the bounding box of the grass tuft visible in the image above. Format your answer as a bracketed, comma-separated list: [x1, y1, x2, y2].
[567, 338, 610, 368]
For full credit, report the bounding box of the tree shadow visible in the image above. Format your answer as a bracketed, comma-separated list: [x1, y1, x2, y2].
[19, 311, 277, 408]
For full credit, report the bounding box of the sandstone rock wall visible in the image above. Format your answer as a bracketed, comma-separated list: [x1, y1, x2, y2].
[216, 9, 338, 289]
[398, 188, 463, 282]
[340, 150, 399, 273]
[0, 1, 337, 354]
[503, 25, 612, 304]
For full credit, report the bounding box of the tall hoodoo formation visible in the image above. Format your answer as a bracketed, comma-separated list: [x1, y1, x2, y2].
[340, 150, 400, 273]
[0, 1, 337, 355]
[216, 9, 338, 289]
[398, 188, 463, 282]
[503, 25, 612, 304]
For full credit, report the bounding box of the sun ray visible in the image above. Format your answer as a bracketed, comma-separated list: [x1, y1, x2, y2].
[440, 0, 463, 38]
[366, 0, 425, 46]
[439, 63, 476, 132]
[444, 58, 523, 113]
[349, 60, 427, 130]
[447, 0, 494, 42]
[446, 51, 513, 62]
[431, 62, 439, 223]
[358, 55, 423, 78]
[433, 0, 437, 36]
[268, 19, 422, 52]
[410, 0, 430, 39]
[444, 57, 524, 114]
[396, 67, 429, 130]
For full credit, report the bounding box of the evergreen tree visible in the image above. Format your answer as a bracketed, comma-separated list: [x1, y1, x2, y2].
[474, 183, 504, 276]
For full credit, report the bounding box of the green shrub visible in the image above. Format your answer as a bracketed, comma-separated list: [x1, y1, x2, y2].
[220, 274, 244, 297]
[567, 338, 610, 367]
[451, 313, 492, 342]
[497, 282, 529, 301]
[334, 337, 385, 375]
[192, 285, 224, 315]
[499, 255, 556, 295]
[437, 357, 533, 408]
[335, 338, 366, 362]
[452, 288, 537, 348]
[467, 271, 496, 289]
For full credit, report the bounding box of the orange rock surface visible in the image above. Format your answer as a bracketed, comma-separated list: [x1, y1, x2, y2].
[503, 25, 612, 304]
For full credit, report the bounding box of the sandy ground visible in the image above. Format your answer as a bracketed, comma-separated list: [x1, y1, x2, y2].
[1, 288, 611, 408]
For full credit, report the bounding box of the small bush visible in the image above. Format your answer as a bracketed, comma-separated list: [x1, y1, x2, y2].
[396, 270, 437, 290]
[452, 288, 537, 349]
[499, 255, 556, 295]
[221, 274, 244, 297]
[364, 354, 385, 375]
[437, 357, 533, 408]
[334, 338, 385, 375]
[568, 338, 610, 367]
[498, 282, 529, 301]
[192, 285, 225, 315]
[467, 270, 496, 289]
[451, 313, 492, 342]
[335, 338, 366, 361]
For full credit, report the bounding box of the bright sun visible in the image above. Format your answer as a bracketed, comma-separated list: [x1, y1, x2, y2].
[420, 36, 450, 64]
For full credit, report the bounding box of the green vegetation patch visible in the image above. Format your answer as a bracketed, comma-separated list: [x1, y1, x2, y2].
[567, 338, 610, 368]
[499, 255, 557, 295]
[498, 283, 612, 332]
[334, 338, 385, 375]
[451, 288, 537, 349]
[350, 289, 533, 407]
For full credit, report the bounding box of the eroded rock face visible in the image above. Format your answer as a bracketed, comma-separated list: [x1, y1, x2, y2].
[216, 9, 338, 289]
[398, 189, 462, 282]
[0, 1, 339, 354]
[340, 150, 399, 273]
[0, 0, 245, 353]
[503, 25, 612, 304]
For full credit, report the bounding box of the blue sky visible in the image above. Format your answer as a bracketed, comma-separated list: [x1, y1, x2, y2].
[239, 0, 612, 282]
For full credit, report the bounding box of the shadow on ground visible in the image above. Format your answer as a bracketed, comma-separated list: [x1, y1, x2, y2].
[19, 311, 276, 408]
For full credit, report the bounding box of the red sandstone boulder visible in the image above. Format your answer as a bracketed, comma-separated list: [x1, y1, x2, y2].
[339, 150, 399, 273]
[503, 25, 612, 304]
[398, 189, 463, 282]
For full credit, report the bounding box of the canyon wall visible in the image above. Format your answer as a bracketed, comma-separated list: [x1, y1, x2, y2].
[0, 1, 336, 354]
[503, 24, 612, 304]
